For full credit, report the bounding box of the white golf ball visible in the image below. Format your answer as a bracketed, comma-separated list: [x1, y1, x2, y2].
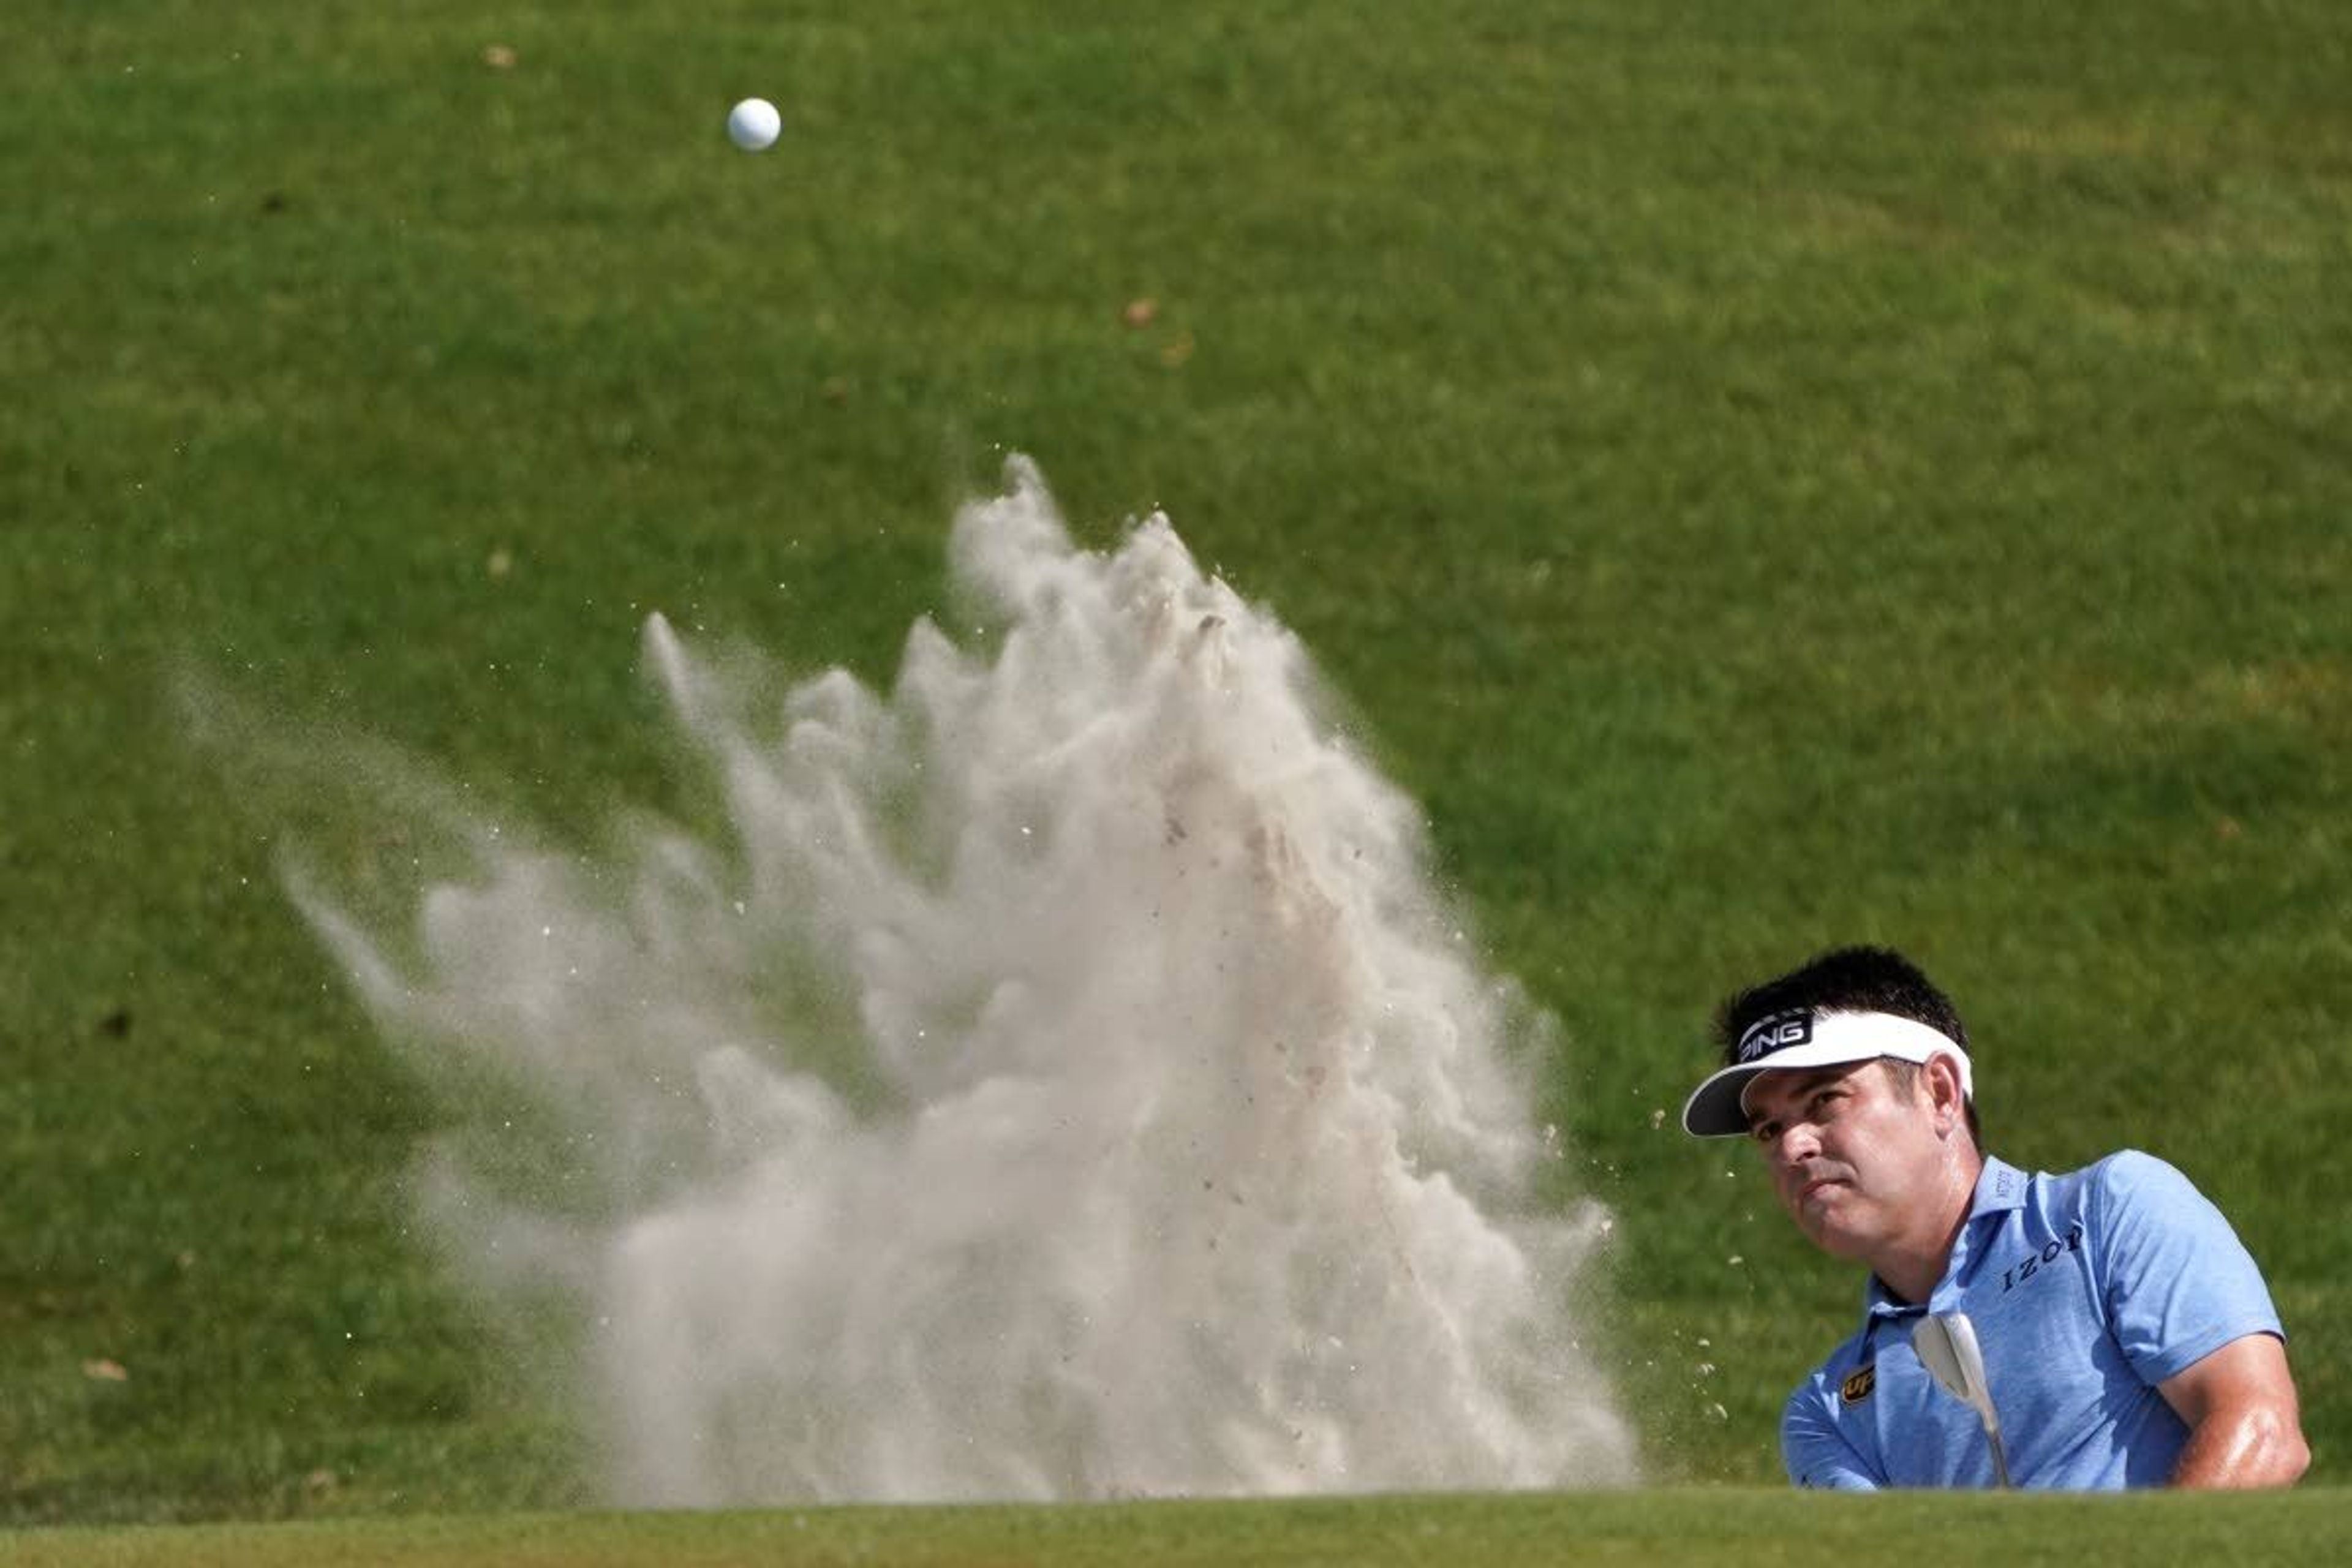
[726, 97, 781, 152]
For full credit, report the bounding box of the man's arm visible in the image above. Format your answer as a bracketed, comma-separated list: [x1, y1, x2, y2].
[2089, 1152, 2302, 1487]
[1782, 1383, 1883, 1490]
[2157, 1333, 2310, 1488]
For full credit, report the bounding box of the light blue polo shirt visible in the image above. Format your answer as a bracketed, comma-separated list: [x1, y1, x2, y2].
[1782, 1151, 2284, 1490]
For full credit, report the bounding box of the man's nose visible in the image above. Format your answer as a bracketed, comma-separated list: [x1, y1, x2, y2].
[1774, 1119, 1823, 1167]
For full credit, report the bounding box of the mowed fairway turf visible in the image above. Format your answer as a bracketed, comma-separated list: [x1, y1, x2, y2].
[9, 1491, 2352, 1568]
[4, 0, 2349, 1550]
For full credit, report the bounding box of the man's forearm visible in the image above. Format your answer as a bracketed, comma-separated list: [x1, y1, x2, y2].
[2169, 1402, 2310, 1488]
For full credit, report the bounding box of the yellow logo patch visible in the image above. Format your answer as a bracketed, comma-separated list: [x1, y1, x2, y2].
[1841, 1365, 1877, 1404]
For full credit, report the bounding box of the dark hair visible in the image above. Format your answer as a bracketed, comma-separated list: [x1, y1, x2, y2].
[1714, 946, 1981, 1142]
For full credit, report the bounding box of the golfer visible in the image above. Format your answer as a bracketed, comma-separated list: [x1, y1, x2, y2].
[1683, 946, 2309, 1488]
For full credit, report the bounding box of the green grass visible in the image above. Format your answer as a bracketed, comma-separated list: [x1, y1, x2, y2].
[4, 0, 2350, 1532]
[9, 1491, 2352, 1568]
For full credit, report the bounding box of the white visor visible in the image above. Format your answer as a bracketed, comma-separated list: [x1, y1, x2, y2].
[1680, 1009, 1972, 1138]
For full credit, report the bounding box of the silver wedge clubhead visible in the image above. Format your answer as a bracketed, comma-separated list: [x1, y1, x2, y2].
[1911, 1311, 2011, 1487]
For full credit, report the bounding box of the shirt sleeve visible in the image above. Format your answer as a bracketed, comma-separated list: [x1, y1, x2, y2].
[1782, 1378, 1883, 1490]
[2091, 1150, 2285, 1387]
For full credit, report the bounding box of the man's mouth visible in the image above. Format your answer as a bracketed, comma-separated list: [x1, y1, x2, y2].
[1797, 1175, 1845, 1205]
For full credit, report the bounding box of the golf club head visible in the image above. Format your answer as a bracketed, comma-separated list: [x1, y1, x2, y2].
[1911, 1313, 1980, 1409]
[1911, 1311, 2011, 1487]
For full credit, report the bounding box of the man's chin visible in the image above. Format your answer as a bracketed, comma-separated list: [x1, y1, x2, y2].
[1796, 1205, 1875, 1261]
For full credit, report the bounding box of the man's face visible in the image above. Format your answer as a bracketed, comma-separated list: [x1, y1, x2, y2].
[1743, 1059, 1944, 1261]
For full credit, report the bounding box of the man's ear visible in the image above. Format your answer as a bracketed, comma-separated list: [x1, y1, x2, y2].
[1923, 1052, 1968, 1137]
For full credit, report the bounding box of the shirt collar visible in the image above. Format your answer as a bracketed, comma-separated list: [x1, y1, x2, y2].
[1862, 1155, 2027, 1321]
